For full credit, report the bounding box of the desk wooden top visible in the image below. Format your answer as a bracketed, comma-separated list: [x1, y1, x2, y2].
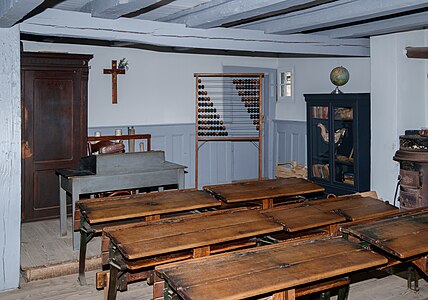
[77, 189, 221, 224]
[203, 178, 324, 203]
[261, 195, 398, 232]
[104, 209, 283, 260]
[156, 238, 387, 300]
[262, 205, 346, 232]
[342, 208, 428, 259]
[311, 195, 398, 222]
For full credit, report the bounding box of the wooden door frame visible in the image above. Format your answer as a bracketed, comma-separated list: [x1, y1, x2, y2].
[21, 52, 92, 222]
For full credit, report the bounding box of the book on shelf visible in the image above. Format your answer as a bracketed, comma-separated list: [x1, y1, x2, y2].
[311, 106, 328, 119]
[312, 164, 329, 179]
[343, 172, 354, 185]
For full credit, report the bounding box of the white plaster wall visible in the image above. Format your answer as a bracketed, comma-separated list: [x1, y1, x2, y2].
[23, 42, 279, 127]
[0, 26, 21, 291]
[371, 29, 427, 203]
[276, 58, 371, 121]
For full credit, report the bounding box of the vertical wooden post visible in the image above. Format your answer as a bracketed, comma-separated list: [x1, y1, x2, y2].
[258, 73, 263, 180]
[195, 75, 199, 188]
[262, 198, 274, 209]
[273, 289, 296, 300]
[193, 246, 210, 258]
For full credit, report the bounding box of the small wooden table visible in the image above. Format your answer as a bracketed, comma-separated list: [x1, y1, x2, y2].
[261, 194, 398, 235]
[104, 208, 283, 300]
[342, 208, 428, 285]
[203, 178, 324, 209]
[76, 189, 221, 285]
[156, 237, 387, 300]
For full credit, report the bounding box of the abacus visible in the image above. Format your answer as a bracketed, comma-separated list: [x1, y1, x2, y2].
[194, 73, 264, 187]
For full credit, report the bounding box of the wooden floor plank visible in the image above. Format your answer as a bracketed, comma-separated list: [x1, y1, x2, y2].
[21, 218, 101, 271]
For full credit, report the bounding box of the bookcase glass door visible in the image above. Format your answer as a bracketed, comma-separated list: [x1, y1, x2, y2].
[310, 105, 330, 181]
[333, 105, 354, 186]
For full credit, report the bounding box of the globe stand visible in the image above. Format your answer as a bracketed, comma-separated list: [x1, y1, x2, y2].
[331, 86, 344, 94]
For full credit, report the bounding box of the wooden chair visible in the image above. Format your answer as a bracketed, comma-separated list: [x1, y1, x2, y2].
[87, 134, 152, 154]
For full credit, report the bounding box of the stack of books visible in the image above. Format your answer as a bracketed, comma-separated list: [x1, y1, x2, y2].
[312, 164, 329, 179]
[343, 172, 354, 185]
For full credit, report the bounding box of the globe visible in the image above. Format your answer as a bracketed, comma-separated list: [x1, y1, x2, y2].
[330, 66, 350, 87]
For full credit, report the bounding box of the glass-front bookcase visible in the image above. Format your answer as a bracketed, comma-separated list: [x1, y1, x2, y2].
[305, 93, 370, 195]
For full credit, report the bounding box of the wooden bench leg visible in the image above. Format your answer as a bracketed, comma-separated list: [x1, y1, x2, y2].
[78, 230, 88, 285]
[262, 198, 274, 209]
[153, 272, 165, 300]
[145, 215, 161, 221]
[193, 246, 210, 258]
[96, 270, 109, 289]
[328, 224, 340, 237]
[273, 289, 295, 300]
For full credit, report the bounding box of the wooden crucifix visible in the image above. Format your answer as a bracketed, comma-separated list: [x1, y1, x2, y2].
[103, 60, 125, 104]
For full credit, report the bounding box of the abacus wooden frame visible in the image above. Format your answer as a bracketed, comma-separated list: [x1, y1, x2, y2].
[194, 73, 264, 188]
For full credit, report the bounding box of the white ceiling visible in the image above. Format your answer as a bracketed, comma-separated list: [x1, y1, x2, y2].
[1, 0, 428, 56]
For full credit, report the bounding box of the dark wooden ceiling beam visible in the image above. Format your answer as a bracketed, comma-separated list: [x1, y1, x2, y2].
[406, 47, 428, 58]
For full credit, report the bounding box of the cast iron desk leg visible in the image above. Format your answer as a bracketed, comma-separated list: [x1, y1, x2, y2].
[338, 284, 350, 300]
[178, 169, 185, 189]
[78, 230, 88, 285]
[79, 228, 95, 285]
[72, 180, 81, 250]
[107, 266, 119, 300]
[59, 176, 67, 237]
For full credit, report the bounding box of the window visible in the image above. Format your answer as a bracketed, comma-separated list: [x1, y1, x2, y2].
[277, 67, 294, 102]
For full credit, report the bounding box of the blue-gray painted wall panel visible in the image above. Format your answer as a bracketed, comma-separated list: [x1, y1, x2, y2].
[273, 120, 307, 166]
[89, 120, 306, 188]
